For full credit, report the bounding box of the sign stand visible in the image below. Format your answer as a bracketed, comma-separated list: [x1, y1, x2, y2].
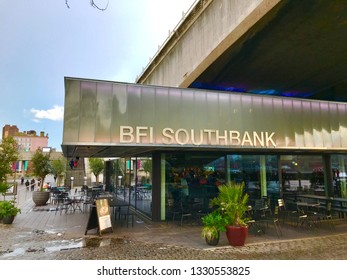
[85, 199, 113, 235]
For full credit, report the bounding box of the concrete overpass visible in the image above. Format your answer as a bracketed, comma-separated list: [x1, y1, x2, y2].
[62, 0, 347, 159]
[136, 0, 347, 102]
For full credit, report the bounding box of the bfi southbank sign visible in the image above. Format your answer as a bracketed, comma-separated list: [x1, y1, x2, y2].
[119, 126, 276, 148]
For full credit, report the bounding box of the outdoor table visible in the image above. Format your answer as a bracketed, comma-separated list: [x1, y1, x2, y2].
[296, 201, 322, 228]
[330, 197, 347, 218]
[108, 197, 130, 220]
[297, 194, 347, 217]
[296, 201, 320, 211]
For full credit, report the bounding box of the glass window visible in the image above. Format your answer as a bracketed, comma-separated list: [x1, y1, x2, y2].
[281, 155, 325, 196]
[331, 154, 347, 198]
[227, 155, 279, 200]
[164, 152, 226, 220]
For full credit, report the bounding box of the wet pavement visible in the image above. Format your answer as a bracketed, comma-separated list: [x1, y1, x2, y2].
[1, 184, 347, 260]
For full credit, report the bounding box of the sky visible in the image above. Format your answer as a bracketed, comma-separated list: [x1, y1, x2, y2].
[0, 0, 197, 151]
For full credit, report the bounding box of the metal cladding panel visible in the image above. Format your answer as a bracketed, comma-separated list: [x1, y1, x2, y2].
[63, 79, 80, 143]
[63, 78, 347, 152]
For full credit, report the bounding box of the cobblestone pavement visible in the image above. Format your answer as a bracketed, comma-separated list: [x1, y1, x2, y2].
[1, 223, 347, 260]
[1, 184, 347, 260]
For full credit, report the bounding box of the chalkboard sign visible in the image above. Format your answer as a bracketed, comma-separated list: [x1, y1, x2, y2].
[96, 198, 112, 233]
[85, 199, 113, 235]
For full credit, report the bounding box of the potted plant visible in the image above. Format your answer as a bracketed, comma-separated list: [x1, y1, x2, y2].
[0, 200, 21, 224]
[211, 181, 250, 246]
[201, 210, 226, 246]
[31, 149, 52, 206]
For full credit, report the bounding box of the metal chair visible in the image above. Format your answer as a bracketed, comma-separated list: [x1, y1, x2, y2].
[278, 198, 297, 225]
[259, 206, 282, 237]
[171, 199, 192, 226]
[119, 204, 135, 227]
[316, 202, 335, 229]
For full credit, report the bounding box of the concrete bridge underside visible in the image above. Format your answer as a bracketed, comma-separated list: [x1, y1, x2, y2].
[137, 0, 347, 102]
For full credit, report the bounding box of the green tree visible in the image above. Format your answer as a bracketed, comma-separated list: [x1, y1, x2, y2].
[0, 137, 19, 195]
[142, 159, 152, 182]
[31, 149, 52, 191]
[51, 157, 67, 187]
[88, 158, 105, 183]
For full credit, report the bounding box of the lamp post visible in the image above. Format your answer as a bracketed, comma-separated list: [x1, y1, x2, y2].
[118, 175, 123, 198]
[83, 176, 87, 186]
[70, 176, 74, 189]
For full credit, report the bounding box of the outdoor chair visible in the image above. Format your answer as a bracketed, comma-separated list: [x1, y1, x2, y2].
[315, 202, 335, 229]
[253, 198, 271, 219]
[166, 198, 180, 223]
[246, 205, 265, 235]
[119, 204, 135, 227]
[259, 206, 282, 237]
[55, 192, 73, 215]
[170, 199, 192, 226]
[277, 198, 298, 225]
[71, 195, 84, 213]
[295, 204, 310, 229]
[82, 195, 94, 213]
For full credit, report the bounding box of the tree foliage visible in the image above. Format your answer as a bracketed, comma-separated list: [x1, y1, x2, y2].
[31, 149, 52, 190]
[51, 157, 67, 187]
[142, 159, 152, 180]
[0, 137, 19, 185]
[88, 158, 105, 182]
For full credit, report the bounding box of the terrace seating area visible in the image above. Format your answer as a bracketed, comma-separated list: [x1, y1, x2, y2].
[40, 185, 147, 230]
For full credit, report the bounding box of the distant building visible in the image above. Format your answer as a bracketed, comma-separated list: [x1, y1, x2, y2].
[2, 124, 19, 138]
[2, 124, 49, 152]
[2, 124, 58, 176]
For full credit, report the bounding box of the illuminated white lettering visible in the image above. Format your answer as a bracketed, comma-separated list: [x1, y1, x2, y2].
[204, 129, 214, 144]
[162, 128, 174, 144]
[175, 129, 189, 145]
[266, 132, 276, 147]
[253, 131, 264, 146]
[191, 129, 204, 145]
[230, 131, 241, 145]
[136, 126, 149, 143]
[149, 127, 153, 143]
[216, 130, 228, 145]
[241, 131, 253, 146]
[120, 126, 134, 143]
[119, 125, 276, 148]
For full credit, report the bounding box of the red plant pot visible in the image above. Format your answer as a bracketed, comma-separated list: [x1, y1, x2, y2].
[225, 225, 248, 246]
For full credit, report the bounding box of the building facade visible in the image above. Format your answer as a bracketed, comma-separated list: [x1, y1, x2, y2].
[62, 78, 347, 221]
[2, 124, 50, 174]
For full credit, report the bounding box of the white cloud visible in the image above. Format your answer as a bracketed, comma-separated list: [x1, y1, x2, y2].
[30, 105, 64, 122]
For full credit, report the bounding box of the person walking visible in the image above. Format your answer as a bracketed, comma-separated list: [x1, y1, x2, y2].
[30, 178, 35, 191]
[25, 180, 30, 191]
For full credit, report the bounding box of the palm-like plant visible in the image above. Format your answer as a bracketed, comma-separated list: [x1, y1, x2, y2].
[211, 182, 249, 227]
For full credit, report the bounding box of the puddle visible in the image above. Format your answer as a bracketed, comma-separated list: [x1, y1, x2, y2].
[2, 248, 26, 258]
[1, 237, 128, 258]
[45, 240, 84, 253]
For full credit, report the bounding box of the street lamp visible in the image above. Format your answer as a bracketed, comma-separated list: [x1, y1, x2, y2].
[83, 176, 87, 186]
[70, 176, 74, 189]
[118, 175, 122, 186]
